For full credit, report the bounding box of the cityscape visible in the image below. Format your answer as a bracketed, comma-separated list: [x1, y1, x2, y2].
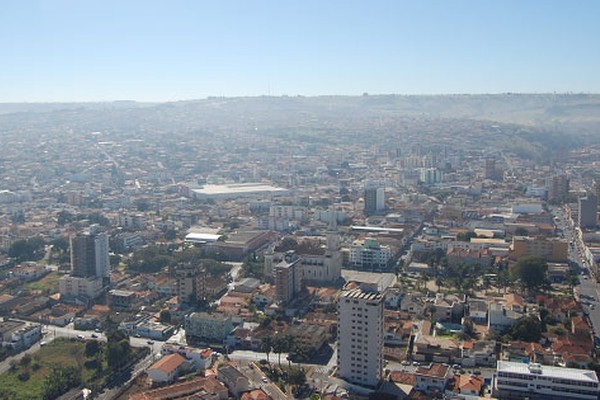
[0, 94, 600, 400]
[3, 2, 600, 400]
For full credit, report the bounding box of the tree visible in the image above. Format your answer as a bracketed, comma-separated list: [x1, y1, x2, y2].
[514, 227, 529, 236]
[159, 310, 172, 324]
[85, 340, 101, 358]
[508, 315, 543, 342]
[8, 238, 45, 262]
[509, 257, 548, 292]
[456, 231, 477, 242]
[261, 336, 273, 364]
[42, 365, 81, 400]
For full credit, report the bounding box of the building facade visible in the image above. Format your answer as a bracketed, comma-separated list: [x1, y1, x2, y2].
[337, 289, 384, 388]
[70, 226, 109, 284]
[493, 361, 600, 400]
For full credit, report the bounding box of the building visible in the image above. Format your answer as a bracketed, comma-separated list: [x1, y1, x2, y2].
[364, 181, 385, 215]
[349, 239, 392, 272]
[0, 320, 42, 351]
[579, 194, 598, 229]
[414, 363, 453, 396]
[548, 174, 570, 204]
[217, 365, 250, 398]
[175, 264, 206, 305]
[299, 212, 343, 285]
[147, 353, 187, 384]
[337, 289, 384, 388]
[185, 312, 234, 344]
[129, 376, 228, 400]
[509, 236, 568, 262]
[493, 361, 600, 400]
[188, 183, 289, 200]
[58, 276, 104, 300]
[70, 225, 110, 284]
[109, 289, 136, 310]
[484, 158, 496, 180]
[274, 253, 302, 304]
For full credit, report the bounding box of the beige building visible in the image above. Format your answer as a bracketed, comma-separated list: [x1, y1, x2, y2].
[337, 289, 384, 388]
[509, 236, 568, 262]
[58, 276, 104, 300]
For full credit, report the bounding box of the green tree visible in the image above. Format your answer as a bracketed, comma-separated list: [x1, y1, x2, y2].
[159, 310, 172, 324]
[509, 257, 548, 292]
[85, 340, 101, 358]
[261, 336, 273, 364]
[42, 365, 81, 400]
[8, 238, 45, 262]
[514, 227, 529, 236]
[508, 315, 543, 342]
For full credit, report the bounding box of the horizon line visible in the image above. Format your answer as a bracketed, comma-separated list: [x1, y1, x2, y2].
[1, 91, 599, 105]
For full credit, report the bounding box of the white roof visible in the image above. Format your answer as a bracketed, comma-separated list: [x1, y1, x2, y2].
[184, 232, 222, 243]
[191, 183, 288, 196]
[497, 361, 599, 383]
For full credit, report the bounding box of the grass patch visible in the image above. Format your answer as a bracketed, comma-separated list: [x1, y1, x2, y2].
[0, 338, 107, 400]
[24, 271, 61, 294]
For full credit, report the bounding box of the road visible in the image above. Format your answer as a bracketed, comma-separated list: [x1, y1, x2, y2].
[552, 206, 600, 336]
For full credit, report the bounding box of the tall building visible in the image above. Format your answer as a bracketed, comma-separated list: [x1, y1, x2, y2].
[274, 252, 302, 304]
[579, 193, 598, 229]
[175, 264, 206, 305]
[364, 181, 385, 215]
[70, 226, 109, 283]
[547, 174, 570, 204]
[483, 158, 498, 180]
[337, 289, 384, 388]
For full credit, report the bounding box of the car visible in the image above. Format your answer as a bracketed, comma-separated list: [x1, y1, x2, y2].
[262, 377, 269, 383]
[402, 360, 411, 366]
[412, 361, 420, 366]
[40, 341, 47, 346]
[248, 363, 254, 369]
[452, 364, 461, 370]
[147, 340, 155, 345]
[91, 333, 98, 338]
[77, 334, 85, 340]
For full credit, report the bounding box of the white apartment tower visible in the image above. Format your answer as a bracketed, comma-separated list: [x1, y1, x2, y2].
[337, 289, 384, 388]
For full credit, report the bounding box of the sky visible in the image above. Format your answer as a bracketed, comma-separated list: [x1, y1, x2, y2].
[1, 0, 600, 102]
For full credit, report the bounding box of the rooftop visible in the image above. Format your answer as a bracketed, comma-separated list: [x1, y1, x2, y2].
[496, 361, 599, 383]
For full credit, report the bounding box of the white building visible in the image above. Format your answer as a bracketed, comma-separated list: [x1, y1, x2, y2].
[349, 239, 392, 271]
[185, 312, 234, 344]
[337, 289, 384, 388]
[58, 276, 104, 300]
[493, 361, 600, 400]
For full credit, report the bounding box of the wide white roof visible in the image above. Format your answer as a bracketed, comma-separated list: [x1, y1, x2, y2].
[497, 361, 599, 383]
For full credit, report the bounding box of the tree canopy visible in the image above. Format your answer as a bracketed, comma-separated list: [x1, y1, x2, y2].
[509, 256, 548, 291]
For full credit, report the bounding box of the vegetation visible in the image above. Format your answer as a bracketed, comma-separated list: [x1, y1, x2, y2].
[509, 256, 548, 292]
[507, 315, 543, 342]
[8, 238, 45, 263]
[24, 271, 61, 294]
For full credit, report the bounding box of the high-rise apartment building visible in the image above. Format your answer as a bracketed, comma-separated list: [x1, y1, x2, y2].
[579, 193, 598, 229]
[364, 181, 385, 215]
[70, 226, 109, 283]
[337, 289, 384, 388]
[547, 174, 570, 204]
[175, 264, 206, 305]
[484, 158, 496, 180]
[274, 253, 302, 304]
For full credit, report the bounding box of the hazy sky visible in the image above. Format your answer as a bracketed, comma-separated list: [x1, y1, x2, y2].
[2, 0, 600, 102]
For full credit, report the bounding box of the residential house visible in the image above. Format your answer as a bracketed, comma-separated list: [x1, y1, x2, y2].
[147, 353, 187, 384]
[414, 364, 453, 396]
[217, 364, 250, 399]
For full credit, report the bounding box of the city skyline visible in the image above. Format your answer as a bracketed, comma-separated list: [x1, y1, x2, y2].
[2, 0, 600, 102]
